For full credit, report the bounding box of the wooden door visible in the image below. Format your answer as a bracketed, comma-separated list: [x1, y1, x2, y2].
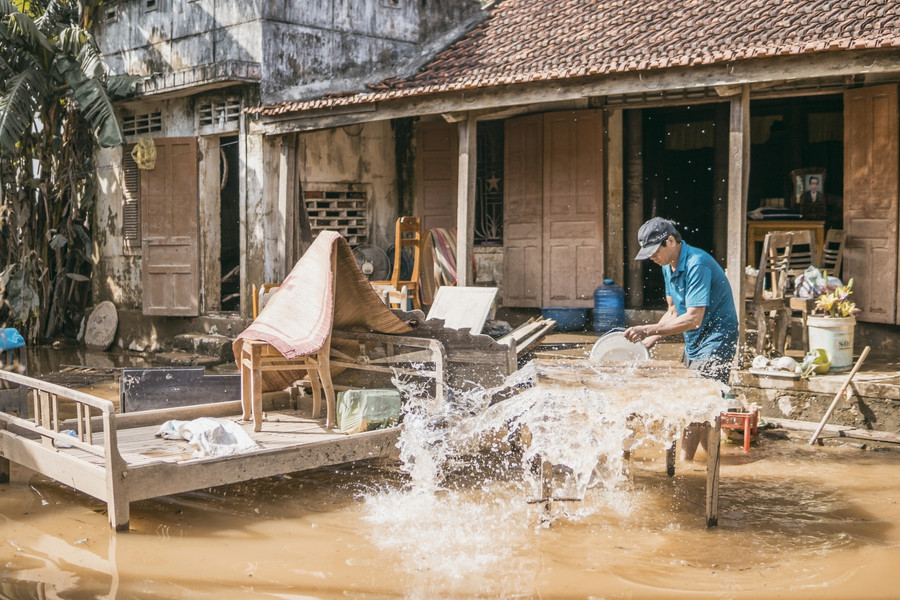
[415, 121, 458, 232]
[542, 110, 605, 307]
[503, 114, 544, 307]
[141, 137, 200, 316]
[844, 85, 899, 323]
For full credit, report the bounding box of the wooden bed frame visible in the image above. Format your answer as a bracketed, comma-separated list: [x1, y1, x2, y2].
[0, 369, 399, 531]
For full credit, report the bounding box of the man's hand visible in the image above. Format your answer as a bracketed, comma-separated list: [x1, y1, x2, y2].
[624, 325, 662, 350]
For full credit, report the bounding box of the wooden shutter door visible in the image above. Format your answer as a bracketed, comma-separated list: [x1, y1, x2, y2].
[141, 137, 200, 316]
[844, 85, 899, 323]
[415, 121, 458, 232]
[503, 114, 544, 307]
[542, 110, 605, 307]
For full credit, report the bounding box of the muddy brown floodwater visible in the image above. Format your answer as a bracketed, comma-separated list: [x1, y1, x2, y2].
[2, 348, 900, 599]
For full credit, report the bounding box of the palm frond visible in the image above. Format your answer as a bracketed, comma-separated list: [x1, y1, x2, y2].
[7, 11, 53, 53]
[1, 0, 19, 18]
[0, 66, 50, 151]
[74, 32, 107, 79]
[106, 74, 141, 99]
[57, 55, 123, 147]
[35, 0, 74, 35]
[0, 55, 12, 80]
[57, 23, 85, 55]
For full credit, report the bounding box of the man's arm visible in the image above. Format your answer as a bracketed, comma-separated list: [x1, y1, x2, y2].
[623, 299, 706, 349]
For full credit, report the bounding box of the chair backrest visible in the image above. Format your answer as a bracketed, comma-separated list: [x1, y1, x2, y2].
[390, 216, 422, 289]
[819, 229, 844, 277]
[753, 231, 793, 301]
[786, 229, 816, 277]
[252, 283, 280, 319]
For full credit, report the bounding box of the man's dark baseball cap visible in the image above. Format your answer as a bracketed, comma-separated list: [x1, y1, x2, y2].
[635, 217, 678, 260]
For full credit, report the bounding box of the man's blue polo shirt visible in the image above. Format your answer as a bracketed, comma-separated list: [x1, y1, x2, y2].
[663, 242, 738, 362]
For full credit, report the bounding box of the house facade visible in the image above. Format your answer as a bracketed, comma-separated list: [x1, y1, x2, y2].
[92, 0, 485, 348]
[94, 0, 900, 352]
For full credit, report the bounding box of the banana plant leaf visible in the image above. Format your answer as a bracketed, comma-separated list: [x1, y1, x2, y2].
[57, 54, 123, 147]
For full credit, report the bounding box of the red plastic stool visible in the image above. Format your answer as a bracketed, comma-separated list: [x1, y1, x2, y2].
[720, 404, 759, 452]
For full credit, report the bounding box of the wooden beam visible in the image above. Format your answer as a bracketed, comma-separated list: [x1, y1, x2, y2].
[624, 109, 644, 307]
[276, 135, 295, 282]
[456, 117, 477, 286]
[605, 109, 625, 287]
[726, 86, 750, 352]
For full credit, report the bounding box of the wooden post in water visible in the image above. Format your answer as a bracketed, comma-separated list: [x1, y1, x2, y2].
[705, 415, 722, 528]
[665, 443, 676, 477]
[541, 458, 553, 522]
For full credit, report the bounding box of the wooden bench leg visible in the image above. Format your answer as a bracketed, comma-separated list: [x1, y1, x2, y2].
[240, 345, 253, 422]
[0, 419, 9, 484]
[320, 369, 337, 430]
[666, 442, 676, 476]
[705, 416, 721, 528]
[108, 495, 130, 532]
[308, 371, 323, 419]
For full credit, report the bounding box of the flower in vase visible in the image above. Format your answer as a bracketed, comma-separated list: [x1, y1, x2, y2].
[814, 277, 860, 318]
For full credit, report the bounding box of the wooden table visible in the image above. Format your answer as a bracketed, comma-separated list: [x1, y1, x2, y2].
[747, 220, 825, 268]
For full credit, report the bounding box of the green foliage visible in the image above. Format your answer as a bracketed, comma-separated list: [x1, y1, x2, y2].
[0, 0, 136, 341]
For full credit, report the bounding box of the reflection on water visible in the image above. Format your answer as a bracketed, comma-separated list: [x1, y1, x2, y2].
[3, 441, 900, 598]
[2, 353, 900, 598]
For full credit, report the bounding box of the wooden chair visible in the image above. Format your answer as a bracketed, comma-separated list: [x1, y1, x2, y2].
[746, 232, 793, 356]
[786, 230, 817, 280]
[238, 338, 336, 431]
[787, 229, 845, 355]
[373, 217, 422, 310]
[819, 228, 845, 277]
[784, 230, 817, 355]
[251, 283, 280, 319]
[240, 253, 337, 431]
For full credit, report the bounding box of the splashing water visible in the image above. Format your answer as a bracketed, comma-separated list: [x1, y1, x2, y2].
[364, 358, 728, 585]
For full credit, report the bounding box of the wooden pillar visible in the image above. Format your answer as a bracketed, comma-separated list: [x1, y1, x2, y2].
[457, 117, 477, 286]
[624, 109, 644, 307]
[605, 109, 625, 288]
[727, 87, 750, 344]
[712, 103, 730, 264]
[277, 135, 296, 282]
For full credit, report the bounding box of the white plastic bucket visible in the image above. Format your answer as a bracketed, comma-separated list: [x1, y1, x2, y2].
[807, 315, 855, 371]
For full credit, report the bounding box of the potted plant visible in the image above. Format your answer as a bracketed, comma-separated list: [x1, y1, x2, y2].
[807, 277, 859, 372]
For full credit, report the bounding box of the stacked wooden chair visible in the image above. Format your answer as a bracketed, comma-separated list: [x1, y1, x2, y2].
[746, 232, 794, 356]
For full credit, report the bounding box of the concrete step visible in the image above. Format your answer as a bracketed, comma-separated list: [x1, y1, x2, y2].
[172, 332, 235, 362]
[152, 351, 225, 368]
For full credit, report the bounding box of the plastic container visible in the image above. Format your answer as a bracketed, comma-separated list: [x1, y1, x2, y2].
[541, 307, 590, 332]
[807, 315, 855, 371]
[593, 279, 626, 333]
[336, 388, 402, 434]
[589, 331, 649, 362]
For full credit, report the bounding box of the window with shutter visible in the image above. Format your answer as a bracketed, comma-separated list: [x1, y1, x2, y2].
[123, 145, 141, 254]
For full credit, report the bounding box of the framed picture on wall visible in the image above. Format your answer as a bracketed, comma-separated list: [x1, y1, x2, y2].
[790, 168, 827, 219]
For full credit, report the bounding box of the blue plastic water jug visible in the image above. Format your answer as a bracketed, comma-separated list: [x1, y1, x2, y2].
[593, 279, 626, 333]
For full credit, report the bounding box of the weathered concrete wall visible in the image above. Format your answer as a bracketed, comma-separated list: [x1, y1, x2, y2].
[298, 122, 399, 250]
[97, 1, 263, 75]
[735, 385, 900, 434]
[260, 0, 485, 103]
[97, 1, 484, 104]
[93, 146, 142, 308]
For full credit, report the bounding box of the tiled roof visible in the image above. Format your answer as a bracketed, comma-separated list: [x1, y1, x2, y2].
[253, 0, 900, 116]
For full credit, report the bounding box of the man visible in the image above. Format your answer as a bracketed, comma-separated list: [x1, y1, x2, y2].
[623, 217, 738, 460]
[801, 175, 825, 204]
